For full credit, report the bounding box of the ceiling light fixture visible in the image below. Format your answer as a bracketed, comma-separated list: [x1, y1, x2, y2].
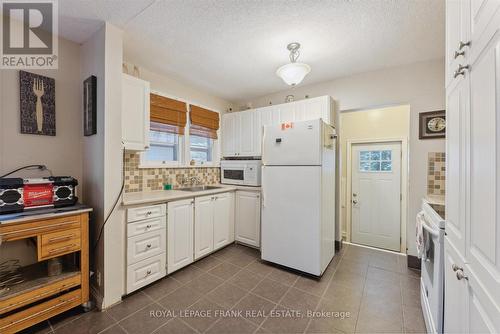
[276, 42, 311, 86]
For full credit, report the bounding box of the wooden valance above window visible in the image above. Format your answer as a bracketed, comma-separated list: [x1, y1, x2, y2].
[190, 105, 220, 139]
[150, 93, 187, 135]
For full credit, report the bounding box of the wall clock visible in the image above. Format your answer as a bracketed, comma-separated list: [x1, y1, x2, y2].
[419, 110, 446, 139]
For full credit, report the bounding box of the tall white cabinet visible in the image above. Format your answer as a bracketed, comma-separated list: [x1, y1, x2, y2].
[222, 95, 335, 158]
[444, 2, 500, 333]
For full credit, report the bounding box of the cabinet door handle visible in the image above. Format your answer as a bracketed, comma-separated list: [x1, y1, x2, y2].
[146, 269, 152, 276]
[452, 264, 462, 272]
[454, 50, 465, 59]
[47, 234, 74, 244]
[456, 269, 468, 281]
[454, 64, 470, 78]
[48, 244, 76, 254]
[458, 40, 471, 51]
[146, 224, 152, 229]
[146, 244, 152, 249]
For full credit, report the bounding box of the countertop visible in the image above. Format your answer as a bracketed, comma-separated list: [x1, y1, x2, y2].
[425, 194, 445, 206]
[121, 184, 262, 206]
[0, 205, 93, 225]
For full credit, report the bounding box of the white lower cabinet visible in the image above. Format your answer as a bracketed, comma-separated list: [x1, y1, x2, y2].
[167, 198, 194, 273]
[127, 253, 166, 294]
[213, 192, 235, 250]
[235, 190, 261, 248]
[194, 195, 215, 259]
[194, 192, 235, 260]
[126, 204, 167, 294]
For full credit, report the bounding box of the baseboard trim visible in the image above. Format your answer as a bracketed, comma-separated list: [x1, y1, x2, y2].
[407, 255, 421, 270]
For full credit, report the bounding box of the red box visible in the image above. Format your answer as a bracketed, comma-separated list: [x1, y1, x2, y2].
[23, 183, 54, 208]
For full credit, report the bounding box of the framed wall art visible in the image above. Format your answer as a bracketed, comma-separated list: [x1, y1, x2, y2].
[83, 75, 97, 136]
[19, 70, 56, 136]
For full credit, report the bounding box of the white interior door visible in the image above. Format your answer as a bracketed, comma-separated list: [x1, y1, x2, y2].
[351, 142, 402, 251]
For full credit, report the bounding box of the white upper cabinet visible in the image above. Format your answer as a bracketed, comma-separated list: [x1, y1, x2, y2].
[222, 96, 335, 158]
[122, 74, 150, 151]
[239, 110, 261, 157]
[222, 112, 238, 156]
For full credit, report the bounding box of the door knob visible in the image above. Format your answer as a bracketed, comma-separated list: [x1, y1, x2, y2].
[456, 269, 468, 281]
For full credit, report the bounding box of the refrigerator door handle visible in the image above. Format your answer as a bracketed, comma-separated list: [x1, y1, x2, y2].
[261, 167, 266, 208]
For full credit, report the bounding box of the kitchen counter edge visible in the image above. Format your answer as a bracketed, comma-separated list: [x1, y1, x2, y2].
[122, 185, 261, 206]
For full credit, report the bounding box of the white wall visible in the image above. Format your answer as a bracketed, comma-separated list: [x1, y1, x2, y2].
[81, 22, 124, 309]
[0, 37, 82, 264]
[239, 59, 445, 256]
[123, 63, 233, 113]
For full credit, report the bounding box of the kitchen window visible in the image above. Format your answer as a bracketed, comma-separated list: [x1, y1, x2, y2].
[141, 93, 187, 167]
[190, 134, 213, 163]
[140, 94, 220, 167]
[144, 122, 181, 164]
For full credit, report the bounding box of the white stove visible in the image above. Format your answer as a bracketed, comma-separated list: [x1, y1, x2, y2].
[418, 199, 445, 334]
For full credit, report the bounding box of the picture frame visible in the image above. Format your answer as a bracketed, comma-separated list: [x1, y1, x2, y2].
[419, 110, 446, 139]
[19, 71, 56, 136]
[83, 75, 97, 136]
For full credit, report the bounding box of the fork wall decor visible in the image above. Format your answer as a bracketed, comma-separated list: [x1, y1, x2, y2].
[19, 70, 56, 136]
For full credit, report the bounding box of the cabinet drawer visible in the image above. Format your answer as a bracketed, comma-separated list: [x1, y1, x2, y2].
[38, 228, 81, 261]
[127, 216, 165, 237]
[126, 253, 166, 293]
[127, 229, 166, 265]
[127, 204, 166, 223]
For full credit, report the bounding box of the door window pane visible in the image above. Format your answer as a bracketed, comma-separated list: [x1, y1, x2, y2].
[359, 149, 393, 172]
[381, 161, 392, 171]
[370, 162, 381, 171]
[381, 150, 392, 161]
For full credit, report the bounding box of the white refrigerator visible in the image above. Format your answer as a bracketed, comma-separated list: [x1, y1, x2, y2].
[261, 119, 336, 276]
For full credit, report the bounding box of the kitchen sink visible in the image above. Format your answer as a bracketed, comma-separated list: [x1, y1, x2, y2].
[178, 185, 223, 192]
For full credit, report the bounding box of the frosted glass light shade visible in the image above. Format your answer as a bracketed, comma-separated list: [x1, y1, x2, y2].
[276, 62, 311, 86]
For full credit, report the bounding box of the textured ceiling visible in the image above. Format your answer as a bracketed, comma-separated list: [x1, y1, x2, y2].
[59, 0, 444, 102]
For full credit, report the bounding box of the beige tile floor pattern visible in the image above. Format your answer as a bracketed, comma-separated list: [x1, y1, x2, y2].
[24, 243, 426, 334]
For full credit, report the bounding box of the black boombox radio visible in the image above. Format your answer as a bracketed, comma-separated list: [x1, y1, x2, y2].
[0, 176, 78, 214]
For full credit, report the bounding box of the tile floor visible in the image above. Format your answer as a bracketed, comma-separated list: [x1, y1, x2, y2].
[25, 243, 426, 334]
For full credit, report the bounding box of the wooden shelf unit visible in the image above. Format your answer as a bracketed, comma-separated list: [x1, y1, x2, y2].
[0, 211, 90, 334]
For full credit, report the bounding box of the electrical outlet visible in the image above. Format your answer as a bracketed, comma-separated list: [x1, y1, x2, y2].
[96, 271, 102, 286]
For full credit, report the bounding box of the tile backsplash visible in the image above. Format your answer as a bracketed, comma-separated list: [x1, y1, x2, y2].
[124, 153, 220, 193]
[427, 152, 445, 196]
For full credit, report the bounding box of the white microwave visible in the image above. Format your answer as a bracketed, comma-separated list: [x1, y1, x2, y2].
[220, 160, 261, 186]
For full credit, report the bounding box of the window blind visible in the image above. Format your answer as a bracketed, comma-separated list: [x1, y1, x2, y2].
[189, 105, 220, 139]
[150, 93, 187, 135]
